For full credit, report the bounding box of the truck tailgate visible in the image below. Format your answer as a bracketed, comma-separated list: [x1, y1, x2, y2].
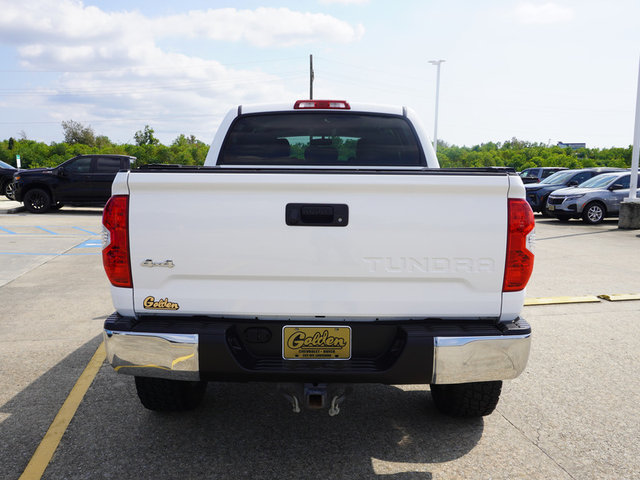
[127, 172, 510, 319]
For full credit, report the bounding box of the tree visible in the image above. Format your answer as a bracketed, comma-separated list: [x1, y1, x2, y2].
[172, 134, 199, 146]
[8, 137, 14, 150]
[95, 135, 112, 148]
[61, 120, 96, 146]
[134, 125, 159, 146]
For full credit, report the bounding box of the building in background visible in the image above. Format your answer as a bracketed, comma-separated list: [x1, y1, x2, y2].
[557, 142, 586, 149]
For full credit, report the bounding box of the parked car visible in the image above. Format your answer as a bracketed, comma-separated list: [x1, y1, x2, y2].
[546, 171, 640, 224]
[519, 167, 566, 184]
[13, 154, 135, 213]
[0, 160, 18, 199]
[525, 167, 624, 216]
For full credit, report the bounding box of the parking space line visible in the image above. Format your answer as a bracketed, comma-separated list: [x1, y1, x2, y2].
[0, 225, 99, 236]
[35, 226, 58, 235]
[72, 226, 99, 235]
[598, 293, 640, 302]
[524, 295, 601, 306]
[0, 252, 100, 256]
[19, 342, 106, 480]
[536, 229, 619, 241]
[76, 239, 102, 248]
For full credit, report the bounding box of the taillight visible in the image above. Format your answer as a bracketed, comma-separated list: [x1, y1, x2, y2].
[102, 195, 132, 288]
[503, 198, 535, 292]
[294, 100, 351, 110]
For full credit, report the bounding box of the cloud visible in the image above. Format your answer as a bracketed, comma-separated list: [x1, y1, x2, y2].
[0, 1, 365, 142]
[319, 0, 370, 4]
[513, 2, 575, 24]
[0, 1, 364, 52]
[32, 47, 297, 142]
[156, 8, 365, 47]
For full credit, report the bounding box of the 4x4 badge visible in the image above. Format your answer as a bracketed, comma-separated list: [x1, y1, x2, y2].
[141, 259, 174, 268]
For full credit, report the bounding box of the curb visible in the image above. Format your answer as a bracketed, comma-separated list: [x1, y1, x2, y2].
[6, 205, 26, 214]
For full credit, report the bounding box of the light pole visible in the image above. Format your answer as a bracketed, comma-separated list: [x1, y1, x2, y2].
[628, 56, 640, 202]
[429, 60, 445, 152]
[619, 56, 640, 229]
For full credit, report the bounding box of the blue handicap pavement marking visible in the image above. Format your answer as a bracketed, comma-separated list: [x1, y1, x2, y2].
[76, 239, 102, 248]
[0, 225, 99, 236]
[73, 226, 99, 235]
[36, 226, 58, 235]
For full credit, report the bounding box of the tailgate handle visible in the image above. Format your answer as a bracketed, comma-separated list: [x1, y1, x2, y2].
[286, 203, 349, 227]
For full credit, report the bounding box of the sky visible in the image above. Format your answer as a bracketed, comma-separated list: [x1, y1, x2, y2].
[1, 0, 639, 148]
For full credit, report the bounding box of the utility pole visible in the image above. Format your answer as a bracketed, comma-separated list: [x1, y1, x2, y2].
[429, 60, 445, 152]
[309, 54, 314, 100]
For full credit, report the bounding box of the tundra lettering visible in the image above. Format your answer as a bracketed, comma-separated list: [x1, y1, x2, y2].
[362, 256, 496, 274]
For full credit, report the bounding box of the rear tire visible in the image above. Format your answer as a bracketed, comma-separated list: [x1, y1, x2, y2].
[430, 381, 502, 418]
[134, 376, 207, 411]
[23, 188, 51, 213]
[5, 181, 15, 200]
[582, 201, 605, 224]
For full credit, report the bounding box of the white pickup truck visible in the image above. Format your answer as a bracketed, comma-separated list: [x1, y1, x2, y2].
[102, 100, 535, 418]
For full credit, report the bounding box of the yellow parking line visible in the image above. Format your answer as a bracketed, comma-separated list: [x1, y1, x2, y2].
[524, 295, 601, 306]
[598, 293, 640, 302]
[19, 342, 105, 480]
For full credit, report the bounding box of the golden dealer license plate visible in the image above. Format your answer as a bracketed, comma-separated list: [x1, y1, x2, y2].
[282, 326, 351, 360]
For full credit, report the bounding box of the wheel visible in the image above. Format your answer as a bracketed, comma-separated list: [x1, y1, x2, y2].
[134, 376, 207, 411]
[5, 181, 15, 200]
[23, 188, 52, 213]
[430, 381, 502, 418]
[582, 201, 606, 225]
[555, 214, 571, 222]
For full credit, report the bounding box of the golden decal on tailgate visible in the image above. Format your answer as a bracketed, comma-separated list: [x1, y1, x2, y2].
[143, 296, 180, 310]
[283, 326, 351, 360]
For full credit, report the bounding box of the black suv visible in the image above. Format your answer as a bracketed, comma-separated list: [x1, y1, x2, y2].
[13, 154, 135, 213]
[525, 167, 624, 216]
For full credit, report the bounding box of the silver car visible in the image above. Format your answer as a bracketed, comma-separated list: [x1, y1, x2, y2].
[546, 171, 639, 224]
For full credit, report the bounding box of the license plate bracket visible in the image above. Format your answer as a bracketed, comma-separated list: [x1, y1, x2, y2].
[282, 326, 351, 360]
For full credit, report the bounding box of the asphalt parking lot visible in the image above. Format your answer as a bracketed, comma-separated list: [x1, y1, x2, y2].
[1, 197, 639, 480]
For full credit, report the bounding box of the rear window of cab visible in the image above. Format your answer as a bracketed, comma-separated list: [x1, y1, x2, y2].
[218, 112, 425, 167]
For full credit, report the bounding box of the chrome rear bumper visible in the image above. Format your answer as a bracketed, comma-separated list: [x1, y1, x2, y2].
[432, 334, 531, 384]
[104, 318, 531, 385]
[103, 330, 200, 381]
